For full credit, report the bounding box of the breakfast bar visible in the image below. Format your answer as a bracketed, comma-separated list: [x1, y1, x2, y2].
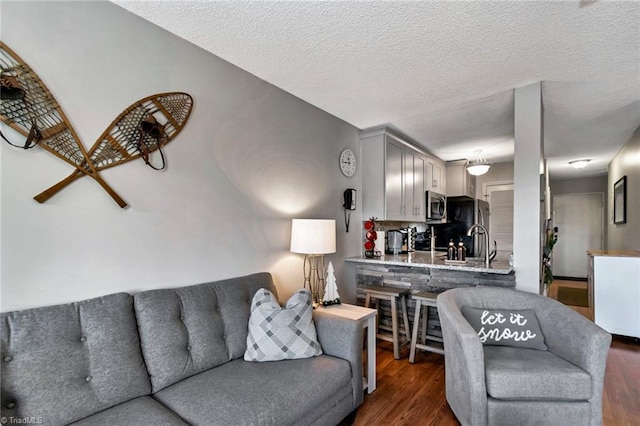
[346, 251, 513, 272]
[345, 251, 515, 294]
[345, 252, 516, 352]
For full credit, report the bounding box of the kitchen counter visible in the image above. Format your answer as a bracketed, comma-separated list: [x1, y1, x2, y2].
[344, 251, 516, 333]
[587, 249, 640, 258]
[345, 251, 513, 274]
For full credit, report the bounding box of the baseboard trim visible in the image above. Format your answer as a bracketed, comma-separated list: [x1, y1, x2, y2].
[554, 276, 587, 282]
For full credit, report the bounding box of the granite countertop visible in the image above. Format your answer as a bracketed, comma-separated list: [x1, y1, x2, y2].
[345, 251, 513, 275]
[587, 249, 640, 258]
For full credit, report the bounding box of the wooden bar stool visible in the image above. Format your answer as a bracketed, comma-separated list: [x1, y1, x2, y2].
[409, 291, 445, 363]
[363, 285, 411, 359]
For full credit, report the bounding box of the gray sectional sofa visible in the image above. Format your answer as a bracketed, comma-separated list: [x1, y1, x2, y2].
[1, 273, 363, 425]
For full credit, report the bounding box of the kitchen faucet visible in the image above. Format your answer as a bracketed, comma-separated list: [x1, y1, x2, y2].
[467, 224, 491, 268]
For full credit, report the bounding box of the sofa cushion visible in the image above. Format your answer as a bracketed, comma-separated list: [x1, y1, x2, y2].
[212, 273, 278, 358]
[245, 288, 322, 361]
[461, 306, 548, 351]
[69, 396, 188, 425]
[484, 346, 592, 400]
[154, 356, 352, 426]
[134, 272, 276, 392]
[0, 293, 151, 425]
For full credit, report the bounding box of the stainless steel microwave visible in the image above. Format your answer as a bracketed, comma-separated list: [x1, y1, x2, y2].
[426, 191, 447, 222]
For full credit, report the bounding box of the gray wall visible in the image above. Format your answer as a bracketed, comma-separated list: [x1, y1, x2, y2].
[551, 176, 608, 195]
[607, 125, 640, 251]
[0, 1, 362, 311]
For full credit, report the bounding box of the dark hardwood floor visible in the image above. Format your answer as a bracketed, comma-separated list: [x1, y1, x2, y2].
[351, 281, 640, 426]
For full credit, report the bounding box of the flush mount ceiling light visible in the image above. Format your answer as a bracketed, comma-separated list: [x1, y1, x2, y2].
[467, 150, 491, 176]
[569, 159, 591, 169]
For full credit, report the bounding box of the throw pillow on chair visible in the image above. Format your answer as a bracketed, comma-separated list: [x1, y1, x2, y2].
[461, 306, 548, 351]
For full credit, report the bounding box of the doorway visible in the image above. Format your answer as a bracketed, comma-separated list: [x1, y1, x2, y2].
[552, 193, 604, 279]
[484, 182, 514, 259]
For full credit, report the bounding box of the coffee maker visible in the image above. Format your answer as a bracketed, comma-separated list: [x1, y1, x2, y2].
[385, 227, 416, 254]
[386, 230, 403, 254]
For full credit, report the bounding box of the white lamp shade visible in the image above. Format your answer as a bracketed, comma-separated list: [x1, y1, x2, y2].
[466, 150, 491, 176]
[290, 219, 336, 254]
[467, 164, 491, 176]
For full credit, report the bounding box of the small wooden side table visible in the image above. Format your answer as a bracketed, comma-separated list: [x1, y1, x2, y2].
[318, 303, 378, 394]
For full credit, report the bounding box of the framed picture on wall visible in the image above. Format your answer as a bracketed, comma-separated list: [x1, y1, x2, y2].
[613, 176, 627, 225]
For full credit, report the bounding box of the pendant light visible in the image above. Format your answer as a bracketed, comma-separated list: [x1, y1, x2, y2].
[467, 150, 491, 176]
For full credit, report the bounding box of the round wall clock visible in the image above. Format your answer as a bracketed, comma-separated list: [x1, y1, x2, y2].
[339, 148, 357, 177]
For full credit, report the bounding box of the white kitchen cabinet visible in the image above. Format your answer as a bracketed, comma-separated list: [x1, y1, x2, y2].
[427, 157, 446, 194]
[413, 153, 426, 217]
[385, 137, 404, 220]
[360, 127, 435, 221]
[588, 250, 640, 338]
[403, 149, 427, 218]
[446, 159, 476, 198]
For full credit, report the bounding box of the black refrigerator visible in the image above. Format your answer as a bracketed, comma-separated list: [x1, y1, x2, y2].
[433, 196, 490, 257]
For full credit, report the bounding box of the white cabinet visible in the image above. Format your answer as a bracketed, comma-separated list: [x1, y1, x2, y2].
[385, 138, 404, 219]
[413, 153, 426, 217]
[588, 251, 640, 338]
[427, 157, 446, 194]
[403, 149, 427, 218]
[446, 159, 476, 198]
[361, 128, 434, 221]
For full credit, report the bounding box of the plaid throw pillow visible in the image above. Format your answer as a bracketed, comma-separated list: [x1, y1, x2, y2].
[244, 288, 322, 361]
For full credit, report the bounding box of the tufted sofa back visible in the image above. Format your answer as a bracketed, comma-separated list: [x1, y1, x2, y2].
[0, 293, 151, 425]
[133, 272, 276, 392]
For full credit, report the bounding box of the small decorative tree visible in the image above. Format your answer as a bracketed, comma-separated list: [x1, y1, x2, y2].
[322, 262, 341, 306]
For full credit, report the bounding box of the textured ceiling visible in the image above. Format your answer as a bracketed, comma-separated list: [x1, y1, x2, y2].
[113, 0, 640, 178]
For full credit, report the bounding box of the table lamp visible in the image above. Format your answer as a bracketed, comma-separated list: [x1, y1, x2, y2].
[290, 219, 336, 304]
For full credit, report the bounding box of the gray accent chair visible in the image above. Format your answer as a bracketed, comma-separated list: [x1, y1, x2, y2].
[437, 287, 611, 426]
[1, 273, 363, 425]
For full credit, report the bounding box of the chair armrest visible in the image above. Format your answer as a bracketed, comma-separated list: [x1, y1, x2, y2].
[538, 299, 611, 373]
[437, 294, 488, 426]
[313, 310, 364, 408]
[537, 299, 611, 426]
